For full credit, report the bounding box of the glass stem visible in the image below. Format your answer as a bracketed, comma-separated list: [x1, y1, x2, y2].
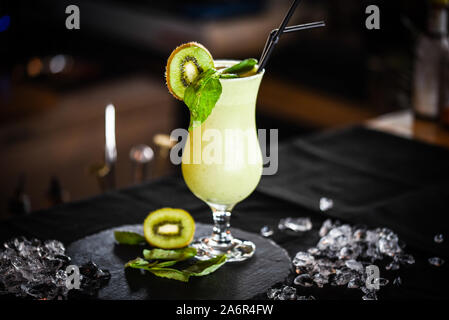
[210, 204, 234, 246]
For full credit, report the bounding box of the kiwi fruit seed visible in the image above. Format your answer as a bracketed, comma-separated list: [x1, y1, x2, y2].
[143, 208, 195, 249]
[165, 42, 214, 100]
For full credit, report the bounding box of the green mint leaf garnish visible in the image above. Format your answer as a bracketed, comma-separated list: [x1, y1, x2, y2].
[184, 254, 227, 277]
[124, 253, 227, 282]
[147, 267, 191, 282]
[125, 258, 189, 282]
[184, 69, 222, 130]
[114, 231, 146, 245]
[153, 260, 178, 268]
[143, 247, 197, 261]
[125, 257, 177, 269]
[181, 58, 258, 128]
[221, 58, 257, 74]
[125, 257, 158, 269]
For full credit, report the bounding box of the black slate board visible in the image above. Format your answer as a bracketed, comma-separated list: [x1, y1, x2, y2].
[67, 223, 292, 300]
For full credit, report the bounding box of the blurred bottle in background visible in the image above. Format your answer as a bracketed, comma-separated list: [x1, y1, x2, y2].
[440, 14, 449, 127]
[46, 176, 70, 207]
[412, 0, 448, 120]
[8, 174, 31, 216]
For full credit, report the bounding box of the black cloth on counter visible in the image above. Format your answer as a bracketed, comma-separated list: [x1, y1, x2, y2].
[1, 126, 448, 300]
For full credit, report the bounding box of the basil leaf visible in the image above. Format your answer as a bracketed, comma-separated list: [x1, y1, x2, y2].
[154, 260, 178, 268]
[125, 257, 178, 269]
[184, 69, 222, 129]
[184, 254, 227, 277]
[222, 58, 257, 74]
[147, 267, 190, 282]
[125, 257, 158, 269]
[125, 254, 227, 282]
[114, 231, 146, 245]
[143, 247, 197, 261]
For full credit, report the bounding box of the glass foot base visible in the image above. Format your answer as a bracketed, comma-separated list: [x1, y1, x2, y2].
[191, 237, 255, 262]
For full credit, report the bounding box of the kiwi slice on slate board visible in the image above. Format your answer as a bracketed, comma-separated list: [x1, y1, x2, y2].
[143, 208, 195, 249]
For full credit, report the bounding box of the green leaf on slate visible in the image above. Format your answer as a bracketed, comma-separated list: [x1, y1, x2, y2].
[125, 257, 177, 269]
[147, 267, 191, 282]
[184, 69, 222, 130]
[143, 247, 197, 261]
[124, 254, 227, 282]
[154, 260, 178, 268]
[184, 254, 227, 277]
[114, 231, 146, 245]
[125, 257, 158, 270]
[221, 58, 258, 75]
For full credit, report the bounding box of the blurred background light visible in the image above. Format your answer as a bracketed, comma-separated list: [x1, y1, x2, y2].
[26, 57, 43, 77]
[49, 54, 67, 74]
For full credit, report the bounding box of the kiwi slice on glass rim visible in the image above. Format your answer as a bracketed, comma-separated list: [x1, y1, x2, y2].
[143, 208, 195, 249]
[165, 42, 214, 100]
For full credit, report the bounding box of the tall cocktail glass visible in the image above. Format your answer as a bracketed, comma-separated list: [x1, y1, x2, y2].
[182, 60, 264, 262]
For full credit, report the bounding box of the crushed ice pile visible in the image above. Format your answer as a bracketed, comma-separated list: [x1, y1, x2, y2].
[268, 219, 417, 300]
[0, 237, 110, 299]
[268, 285, 315, 300]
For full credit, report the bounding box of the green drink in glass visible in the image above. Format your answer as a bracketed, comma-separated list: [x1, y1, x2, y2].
[182, 60, 264, 262]
[166, 43, 263, 262]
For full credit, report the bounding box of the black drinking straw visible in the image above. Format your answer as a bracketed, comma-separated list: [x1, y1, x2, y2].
[258, 0, 302, 71]
[258, 0, 327, 72]
[279, 21, 326, 33]
[259, 21, 326, 64]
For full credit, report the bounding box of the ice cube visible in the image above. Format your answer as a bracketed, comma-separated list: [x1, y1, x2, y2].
[294, 274, 314, 287]
[394, 253, 415, 265]
[393, 277, 402, 286]
[260, 225, 274, 237]
[434, 234, 444, 244]
[362, 291, 378, 300]
[319, 219, 334, 237]
[347, 277, 364, 289]
[267, 288, 280, 299]
[345, 259, 364, 272]
[292, 252, 315, 267]
[428, 257, 445, 267]
[313, 273, 329, 288]
[279, 217, 312, 232]
[319, 197, 334, 211]
[278, 285, 297, 300]
[385, 261, 400, 271]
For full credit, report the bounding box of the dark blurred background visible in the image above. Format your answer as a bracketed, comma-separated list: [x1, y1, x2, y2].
[0, 0, 432, 218]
